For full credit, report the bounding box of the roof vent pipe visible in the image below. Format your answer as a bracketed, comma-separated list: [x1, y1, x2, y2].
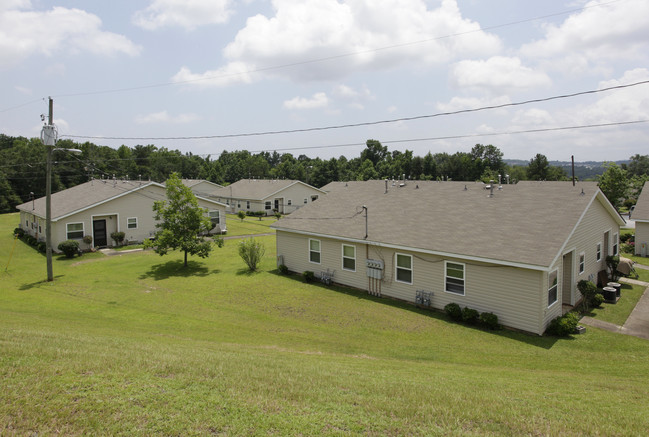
[488, 180, 494, 198]
[385, 179, 388, 194]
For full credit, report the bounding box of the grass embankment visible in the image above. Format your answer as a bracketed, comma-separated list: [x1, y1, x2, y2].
[2, 212, 649, 435]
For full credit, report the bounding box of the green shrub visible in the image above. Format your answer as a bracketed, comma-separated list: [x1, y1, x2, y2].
[238, 237, 265, 271]
[237, 210, 247, 222]
[36, 241, 46, 254]
[278, 264, 289, 275]
[274, 212, 282, 220]
[83, 235, 93, 245]
[57, 239, 80, 258]
[606, 255, 620, 282]
[24, 235, 37, 246]
[592, 293, 605, 308]
[620, 233, 634, 243]
[303, 270, 315, 283]
[13, 227, 25, 238]
[577, 280, 598, 312]
[444, 303, 462, 321]
[545, 312, 580, 337]
[110, 231, 126, 246]
[480, 312, 500, 330]
[461, 307, 480, 325]
[620, 243, 634, 254]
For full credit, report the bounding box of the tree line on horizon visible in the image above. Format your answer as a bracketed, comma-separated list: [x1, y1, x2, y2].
[1, 133, 648, 213]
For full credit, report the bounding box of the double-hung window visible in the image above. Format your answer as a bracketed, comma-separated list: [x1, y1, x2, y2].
[208, 210, 220, 226]
[395, 253, 412, 284]
[613, 233, 619, 256]
[246, 200, 250, 209]
[596, 242, 602, 262]
[127, 217, 138, 229]
[265, 201, 272, 210]
[548, 270, 558, 307]
[445, 262, 465, 295]
[342, 244, 356, 271]
[66, 223, 84, 239]
[579, 252, 585, 275]
[309, 239, 321, 264]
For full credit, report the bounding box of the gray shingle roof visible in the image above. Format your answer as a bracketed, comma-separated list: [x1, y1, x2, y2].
[633, 181, 649, 221]
[16, 179, 166, 221]
[211, 179, 324, 200]
[273, 180, 623, 268]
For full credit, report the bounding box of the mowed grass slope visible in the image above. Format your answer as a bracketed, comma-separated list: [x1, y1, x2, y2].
[1, 213, 649, 435]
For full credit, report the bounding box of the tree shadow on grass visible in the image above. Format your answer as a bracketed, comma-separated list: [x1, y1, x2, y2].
[235, 267, 262, 276]
[139, 260, 219, 280]
[268, 269, 560, 349]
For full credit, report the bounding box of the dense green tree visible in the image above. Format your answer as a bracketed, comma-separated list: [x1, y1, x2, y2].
[144, 173, 222, 267]
[360, 139, 388, 167]
[598, 162, 629, 209]
[628, 154, 649, 177]
[527, 153, 550, 180]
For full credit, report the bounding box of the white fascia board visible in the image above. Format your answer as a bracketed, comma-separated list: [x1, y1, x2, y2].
[274, 227, 549, 272]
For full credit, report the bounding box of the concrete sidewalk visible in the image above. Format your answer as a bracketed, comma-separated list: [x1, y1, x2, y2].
[580, 278, 649, 340]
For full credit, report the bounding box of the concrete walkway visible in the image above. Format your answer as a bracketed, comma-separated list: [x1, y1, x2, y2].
[580, 277, 649, 340]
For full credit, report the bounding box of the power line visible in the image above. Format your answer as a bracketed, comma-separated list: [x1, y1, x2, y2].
[0, 0, 622, 112]
[60, 80, 649, 141]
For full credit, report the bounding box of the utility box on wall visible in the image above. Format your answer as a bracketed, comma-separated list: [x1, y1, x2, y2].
[366, 259, 384, 279]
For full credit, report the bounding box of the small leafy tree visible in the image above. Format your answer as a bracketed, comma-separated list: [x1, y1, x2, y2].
[144, 173, 223, 267]
[577, 280, 597, 313]
[606, 255, 621, 282]
[238, 237, 265, 271]
[237, 210, 246, 222]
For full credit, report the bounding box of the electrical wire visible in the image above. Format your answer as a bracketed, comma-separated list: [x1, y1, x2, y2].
[59, 80, 649, 141]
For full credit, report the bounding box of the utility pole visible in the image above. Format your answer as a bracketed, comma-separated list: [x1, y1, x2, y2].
[43, 97, 56, 282]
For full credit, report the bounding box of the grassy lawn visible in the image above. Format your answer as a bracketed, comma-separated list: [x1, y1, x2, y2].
[2, 212, 649, 435]
[588, 283, 646, 326]
[224, 213, 277, 236]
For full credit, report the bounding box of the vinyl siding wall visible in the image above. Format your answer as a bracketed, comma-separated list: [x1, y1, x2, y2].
[562, 196, 620, 302]
[635, 221, 649, 256]
[277, 230, 547, 334]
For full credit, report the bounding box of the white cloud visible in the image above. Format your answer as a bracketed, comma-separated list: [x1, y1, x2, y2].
[0, 3, 141, 68]
[181, 0, 502, 85]
[332, 84, 373, 109]
[283, 92, 329, 110]
[520, 0, 649, 72]
[171, 62, 253, 87]
[451, 57, 551, 93]
[135, 111, 202, 124]
[133, 0, 233, 31]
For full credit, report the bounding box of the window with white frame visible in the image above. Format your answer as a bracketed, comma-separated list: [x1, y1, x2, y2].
[66, 222, 84, 239]
[445, 261, 465, 295]
[613, 233, 619, 255]
[309, 239, 321, 264]
[304, 198, 308, 204]
[596, 242, 602, 262]
[208, 210, 220, 226]
[127, 217, 138, 229]
[246, 200, 250, 209]
[265, 201, 272, 210]
[288, 199, 292, 206]
[579, 252, 585, 274]
[548, 269, 558, 307]
[395, 253, 413, 284]
[342, 244, 356, 271]
[237, 201, 241, 208]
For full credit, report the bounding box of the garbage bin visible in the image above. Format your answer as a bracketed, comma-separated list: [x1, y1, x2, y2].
[607, 282, 621, 297]
[602, 286, 617, 303]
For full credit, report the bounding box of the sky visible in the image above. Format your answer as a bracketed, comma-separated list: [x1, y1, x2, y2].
[1, 0, 649, 163]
